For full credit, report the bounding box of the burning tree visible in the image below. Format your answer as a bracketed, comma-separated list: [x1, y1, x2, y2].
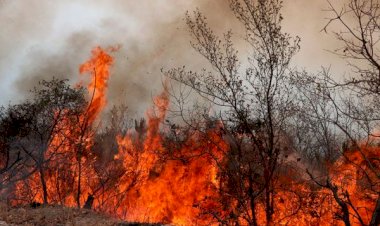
[163, 0, 380, 225]
[1, 79, 87, 205]
[291, 0, 380, 225]
[164, 0, 307, 224]
[0, 1, 379, 225]
[0, 47, 117, 209]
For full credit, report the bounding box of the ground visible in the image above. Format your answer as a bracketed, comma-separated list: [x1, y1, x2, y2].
[0, 204, 163, 226]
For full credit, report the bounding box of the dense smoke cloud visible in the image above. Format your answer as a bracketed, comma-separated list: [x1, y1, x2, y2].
[0, 0, 345, 115]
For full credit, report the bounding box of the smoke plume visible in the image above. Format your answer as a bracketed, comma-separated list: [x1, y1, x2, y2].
[0, 0, 346, 115]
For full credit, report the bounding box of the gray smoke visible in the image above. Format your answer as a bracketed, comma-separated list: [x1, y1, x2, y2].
[0, 0, 347, 116]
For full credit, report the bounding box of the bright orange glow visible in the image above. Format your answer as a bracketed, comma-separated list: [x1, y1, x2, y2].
[10, 46, 379, 226]
[13, 46, 114, 208]
[80, 46, 114, 124]
[329, 146, 379, 225]
[112, 91, 227, 225]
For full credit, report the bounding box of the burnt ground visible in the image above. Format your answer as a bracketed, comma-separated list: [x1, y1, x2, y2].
[0, 204, 164, 226]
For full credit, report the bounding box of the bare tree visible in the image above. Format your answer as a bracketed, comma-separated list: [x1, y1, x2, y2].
[164, 0, 302, 224]
[293, 0, 380, 225]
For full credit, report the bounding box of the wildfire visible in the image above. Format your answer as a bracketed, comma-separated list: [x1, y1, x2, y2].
[80, 46, 115, 124]
[13, 46, 114, 208]
[100, 89, 227, 225]
[9, 46, 379, 226]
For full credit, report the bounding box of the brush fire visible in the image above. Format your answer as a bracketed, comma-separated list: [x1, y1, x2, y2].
[1, 0, 380, 225]
[0, 46, 376, 226]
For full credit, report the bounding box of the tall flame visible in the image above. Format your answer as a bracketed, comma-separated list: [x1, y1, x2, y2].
[9, 46, 380, 226]
[113, 91, 227, 225]
[13, 46, 114, 207]
[79, 46, 114, 124]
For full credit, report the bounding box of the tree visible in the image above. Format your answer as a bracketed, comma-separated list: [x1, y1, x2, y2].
[0, 106, 25, 178]
[293, 0, 380, 225]
[165, 0, 301, 224]
[2, 79, 87, 205]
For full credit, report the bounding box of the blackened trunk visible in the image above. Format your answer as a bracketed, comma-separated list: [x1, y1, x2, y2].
[265, 186, 272, 225]
[264, 169, 273, 225]
[83, 194, 94, 209]
[248, 176, 258, 226]
[76, 158, 82, 208]
[370, 196, 380, 226]
[328, 181, 350, 226]
[39, 166, 48, 205]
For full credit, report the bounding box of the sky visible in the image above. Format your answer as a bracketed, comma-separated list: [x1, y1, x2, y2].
[0, 0, 348, 116]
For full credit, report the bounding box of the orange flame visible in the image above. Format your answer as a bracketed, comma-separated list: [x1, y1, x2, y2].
[10, 46, 380, 226]
[113, 91, 227, 225]
[13, 46, 114, 207]
[80, 46, 114, 124]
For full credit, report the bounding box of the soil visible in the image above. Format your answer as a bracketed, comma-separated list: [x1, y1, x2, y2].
[0, 204, 163, 226]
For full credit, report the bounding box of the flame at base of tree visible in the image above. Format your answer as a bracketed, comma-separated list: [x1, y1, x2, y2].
[328, 146, 379, 225]
[8, 47, 379, 226]
[13, 46, 113, 207]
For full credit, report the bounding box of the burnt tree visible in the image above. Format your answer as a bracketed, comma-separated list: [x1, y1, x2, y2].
[165, 0, 301, 224]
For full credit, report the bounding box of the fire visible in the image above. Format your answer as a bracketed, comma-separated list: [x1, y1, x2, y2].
[9, 46, 380, 226]
[104, 91, 227, 225]
[328, 146, 379, 225]
[13, 46, 114, 207]
[80, 46, 115, 124]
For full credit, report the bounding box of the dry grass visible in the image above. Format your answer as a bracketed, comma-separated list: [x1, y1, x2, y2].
[0, 204, 163, 226]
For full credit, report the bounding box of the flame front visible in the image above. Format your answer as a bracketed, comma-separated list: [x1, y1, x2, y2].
[10, 47, 380, 226]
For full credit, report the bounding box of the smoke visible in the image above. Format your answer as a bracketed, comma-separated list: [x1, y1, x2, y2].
[0, 0, 346, 115]
[0, 0, 232, 114]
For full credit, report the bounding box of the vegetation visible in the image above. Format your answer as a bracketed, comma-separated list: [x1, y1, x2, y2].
[0, 0, 379, 225]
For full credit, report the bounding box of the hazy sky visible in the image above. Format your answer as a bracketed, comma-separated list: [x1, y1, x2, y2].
[0, 0, 347, 115]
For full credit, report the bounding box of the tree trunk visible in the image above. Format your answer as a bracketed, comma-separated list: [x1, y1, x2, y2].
[264, 168, 273, 225]
[76, 158, 82, 208]
[265, 186, 272, 225]
[248, 176, 258, 226]
[328, 181, 350, 226]
[83, 194, 94, 209]
[38, 166, 48, 205]
[370, 196, 380, 226]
